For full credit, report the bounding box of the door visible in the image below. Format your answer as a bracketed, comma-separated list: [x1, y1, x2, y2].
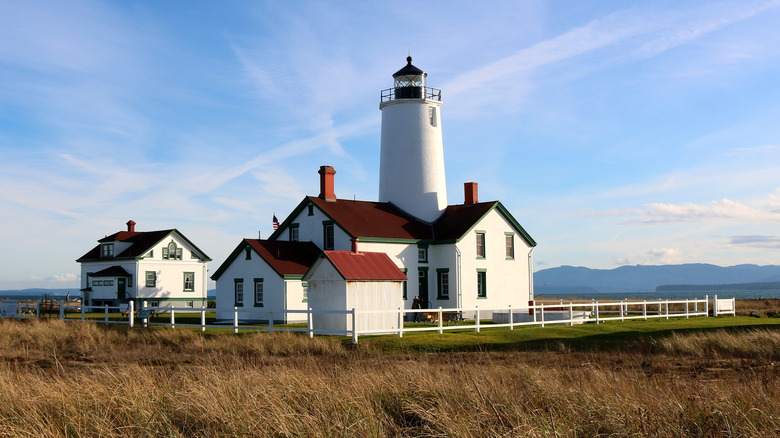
[418, 269, 428, 308]
[117, 278, 126, 301]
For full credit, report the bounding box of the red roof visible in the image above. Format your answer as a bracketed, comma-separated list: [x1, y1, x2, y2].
[245, 239, 321, 276]
[322, 250, 407, 281]
[308, 196, 433, 240]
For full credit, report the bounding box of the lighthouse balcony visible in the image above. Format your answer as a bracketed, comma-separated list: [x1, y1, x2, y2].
[381, 86, 441, 102]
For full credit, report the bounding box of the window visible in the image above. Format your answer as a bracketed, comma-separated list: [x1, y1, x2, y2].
[477, 270, 487, 298]
[289, 224, 299, 242]
[323, 222, 334, 250]
[164, 242, 181, 260]
[307, 204, 314, 216]
[94, 280, 103, 286]
[145, 271, 156, 288]
[437, 269, 449, 299]
[253, 278, 263, 306]
[429, 106, 437, 127]
[417, 246, 428, 263]
[104, 279, 114, 287]
[183, 272, 195, 291]
[401, 269, 408, 300]
[149, 301, 159, 308]
[476, 232, 486, 258]
[128, 275, 133, 287]
[185, 301, 193, 308]
[234, 279, 244, 306]
[505, 233, 515, 259]
[302, 281, 308, 302]
[245, 247, 252, 260]
[101, 243, 114, 258]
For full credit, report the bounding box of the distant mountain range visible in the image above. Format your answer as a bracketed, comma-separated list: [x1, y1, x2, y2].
[534, 264, 780, 294]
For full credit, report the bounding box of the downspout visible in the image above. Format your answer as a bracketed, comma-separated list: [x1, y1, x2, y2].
[527, 247, 535, 303]
[283, 280, 288, 325]
[455, 245, 462, 311]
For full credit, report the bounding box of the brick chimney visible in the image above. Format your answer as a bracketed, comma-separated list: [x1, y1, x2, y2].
[318, 165, 337, 201]
[351, 237, 359, 253]
[126, 220, 136, 233]
[464, 182, 478, 205]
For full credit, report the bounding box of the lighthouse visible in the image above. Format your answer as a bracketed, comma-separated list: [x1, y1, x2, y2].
[378, 56, 447, 223]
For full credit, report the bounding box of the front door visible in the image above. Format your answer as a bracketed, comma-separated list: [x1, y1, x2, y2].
[117, 278, 126, 301]
[418, 269, 428, 308]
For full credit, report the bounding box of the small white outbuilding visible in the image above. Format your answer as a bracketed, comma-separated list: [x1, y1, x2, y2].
[303, 245, 406, 335]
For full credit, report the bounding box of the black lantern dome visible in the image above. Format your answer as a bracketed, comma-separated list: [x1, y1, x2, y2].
[392, 56, 426, 98]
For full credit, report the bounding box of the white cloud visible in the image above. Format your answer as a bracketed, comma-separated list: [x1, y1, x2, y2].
[644, 248, 685, 265]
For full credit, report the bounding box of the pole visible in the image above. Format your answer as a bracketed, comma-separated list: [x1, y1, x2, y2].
[351, 308, 357, 344]
[129, 301, 134, 328]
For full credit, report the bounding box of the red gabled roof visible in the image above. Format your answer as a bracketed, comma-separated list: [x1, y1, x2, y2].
[308, 196, 433, 240]
[245, 239, 321, 277]
[322, 250, 407, 281]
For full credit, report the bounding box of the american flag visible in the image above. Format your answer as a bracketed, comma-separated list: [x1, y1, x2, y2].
[272, 214, 280, 230]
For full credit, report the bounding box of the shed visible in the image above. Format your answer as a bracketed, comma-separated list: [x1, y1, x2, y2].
[303, 248, 406, 334]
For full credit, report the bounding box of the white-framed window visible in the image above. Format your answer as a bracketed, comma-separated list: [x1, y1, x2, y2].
[145, 272, 156, 288]
[104, 279, 114, 287]
[254, 278, 263, 306]
[149, 301, 159, 308]
[101, 243, 114, 258]
[289, 226, 299, 242]
[477, 270, 487, 298]
[437, 269, 449, 299]
[476, 232, 486, 258]
[323, 222, 334, 250]
[183, 272, 195, 291]
[429, 106, 437, 127]
[302, 281, 308, 302]
[418, 247, 428, 263]
[94, 280, 103, 286]
[505, 233, 515, 259]
[234, 279, 244, 305]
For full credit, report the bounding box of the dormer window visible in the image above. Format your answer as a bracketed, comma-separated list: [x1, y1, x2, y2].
[163, 241, 181, 260]
[101, 243, 114, 258]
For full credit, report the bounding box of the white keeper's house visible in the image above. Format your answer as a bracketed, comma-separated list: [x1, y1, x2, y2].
[77, 220, 211, 310]
[213, 57, 536, 321]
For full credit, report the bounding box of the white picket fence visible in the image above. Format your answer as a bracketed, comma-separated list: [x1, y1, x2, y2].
[0, 296, 736, 344]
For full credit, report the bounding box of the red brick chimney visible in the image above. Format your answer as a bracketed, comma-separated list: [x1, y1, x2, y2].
[126, 220, 136, 233]
[464, 182, 478, 205]
[351, 237, 359, 253]
[318, 165, 337, 201]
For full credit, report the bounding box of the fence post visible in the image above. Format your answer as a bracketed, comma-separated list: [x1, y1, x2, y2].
[398, 307, 403, 338]
[509, 304, 513, 330]
[59, 300, 64, 320]
[665, 301, 669, 320]
[705, 295, 709, 317]
[532, 302, 537, 323]
[642, 300, 647, 320]
[308, 307, 314, 339]
[685, 299, 689, 319]
[438, 307, 443, 334]
[200, 308, 205, 332]
[694, 299, 698, 313]
[540, 303, 545, 328]
[170, 307, 175, 329]
[658, 299, 662, 316]
[81, 300, 85, 320]
[620, 300, 624, 322]
[268, 311, 274, 333]
[233, 306, 238, 334]
[594, 302, 599, 324]
[104, 304, 109, 323]
[351, 308, 358, 344]
[475, 306, 480, 333]
[142, 301, 148, 328]
[569, 302, 574, 326]
[129, 301, 134, 328]
[713, 294, 718, 317]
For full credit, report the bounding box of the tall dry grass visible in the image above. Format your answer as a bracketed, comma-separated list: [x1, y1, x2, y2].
[0, 319, 778, 437]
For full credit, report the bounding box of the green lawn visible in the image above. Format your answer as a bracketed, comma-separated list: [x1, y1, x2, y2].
[357, 316, 780, 352]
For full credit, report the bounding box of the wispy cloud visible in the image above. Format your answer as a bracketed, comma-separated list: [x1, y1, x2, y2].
[729, 235, 780, 248]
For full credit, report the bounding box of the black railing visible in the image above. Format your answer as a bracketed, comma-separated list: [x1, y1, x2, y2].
[381, 86, 441, 103]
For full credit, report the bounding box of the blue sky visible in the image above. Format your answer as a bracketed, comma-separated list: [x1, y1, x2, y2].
[2, 0, 780, 290]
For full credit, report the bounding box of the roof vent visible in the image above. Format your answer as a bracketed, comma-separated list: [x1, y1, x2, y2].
[126, 220, 136, 233]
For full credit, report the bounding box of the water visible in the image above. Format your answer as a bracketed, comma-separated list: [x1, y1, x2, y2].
[536, 290, 780, 301]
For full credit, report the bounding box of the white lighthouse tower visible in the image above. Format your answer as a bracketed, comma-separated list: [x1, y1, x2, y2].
[378, 56, 447, 223]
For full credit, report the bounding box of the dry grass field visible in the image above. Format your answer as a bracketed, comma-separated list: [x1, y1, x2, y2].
[0, 312, 778, 437]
